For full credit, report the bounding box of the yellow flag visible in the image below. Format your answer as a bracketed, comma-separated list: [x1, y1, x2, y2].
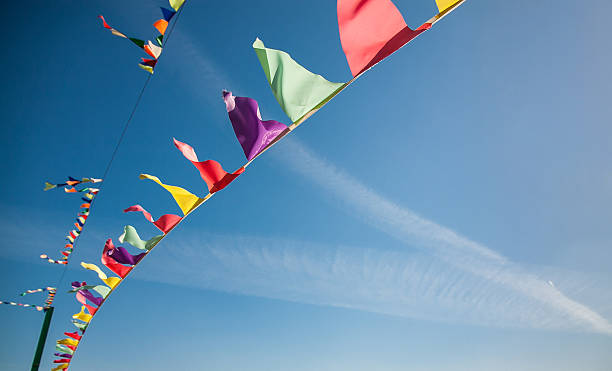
[169, 0, 185, 11]
[435, 0, 460, 12]
[57, 338, 79, 346]
[139, 174, 204, 215]
[72, 306, 93, 323]
[81, 262, 121, 289]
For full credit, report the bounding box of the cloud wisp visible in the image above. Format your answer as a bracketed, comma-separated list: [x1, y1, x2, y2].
[141, 232, 611, 333]
[259, 138, 612, 334]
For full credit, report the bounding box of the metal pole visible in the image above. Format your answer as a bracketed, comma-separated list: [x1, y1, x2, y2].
[31, 306, 54, 371]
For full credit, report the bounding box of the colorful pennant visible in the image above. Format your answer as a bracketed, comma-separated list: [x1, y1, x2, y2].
[123, 205, 182, 234]
[253, 38, 345, 124]
[223, 90, 287, 161]
[173, 138, 245, 193]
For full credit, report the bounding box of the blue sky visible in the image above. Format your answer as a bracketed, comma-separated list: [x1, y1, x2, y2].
[1, 0, 612, 369]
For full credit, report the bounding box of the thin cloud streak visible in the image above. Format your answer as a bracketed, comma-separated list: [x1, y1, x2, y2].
[141, 233, 611, 332]
[268, 138, 612, 334]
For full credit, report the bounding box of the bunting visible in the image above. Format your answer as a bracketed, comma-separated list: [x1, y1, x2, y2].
[99, 0, 186, 73]
[0, 287, 56, 311]
[0, 300, 44, 311]
[41, 185, 99, 265]
[21, 287, 57, 307]
[44, 177, 102, 192]
[49, 0, 464, 368]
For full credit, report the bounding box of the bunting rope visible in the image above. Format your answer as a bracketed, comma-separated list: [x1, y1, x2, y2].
[47, 1, 188, 296]
[41, 185, 99, 266]
[0, 287, 57, 312]
[50, 1, 464, 368]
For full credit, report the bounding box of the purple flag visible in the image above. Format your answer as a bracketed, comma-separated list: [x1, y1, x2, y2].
[223, 91, 287, 161]
[105, 244, 146, 266]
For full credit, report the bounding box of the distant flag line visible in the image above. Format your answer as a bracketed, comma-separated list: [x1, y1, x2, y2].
[41, 179, 101, 265]
[98, 0, 185, 73]
[0, 287, 57, 312]
[0, 0, 464, 369]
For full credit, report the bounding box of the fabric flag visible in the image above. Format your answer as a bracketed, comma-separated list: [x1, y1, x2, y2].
[75, 289, 104, 312]
[123, 205, 182, 234]
[119, 225, 163, 251]
[141, 58, 157, 68]
[139, 174, 204, 215]
[57, 338, 79, 346]
[130, 38, 146, 48]
[169, 0, 185, 11]
[104, 239, 146, 266]
[173, 138, 245, 193]
[161, 7, 176, 21]
[81, 262, 121, 289]
[72, 282, 104, 306]
[154, 19, 169, 35]
[52, 364, 69, 371]
[253, 38, 345, 124]
[98, 15, 128, 38]
[436, 0, 461, 13]
[44, 182, 57, 191]
[55, 344, 74, 355]
[64, 332, 82, 341]
[101, 239, 140, 278]
[69, 284, 111, 300]
[139, 63, 154, 74]
[71, 319, 88, 332]
[223, 91, 287, 161]
[54, 353, 73, 358]
[144, 41, 162, 59]
[72, 306, 93, 323]
[337, 0, 430, 77]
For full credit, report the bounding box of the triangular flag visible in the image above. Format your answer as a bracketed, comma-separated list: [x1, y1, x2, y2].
[253, 38, 345, 124]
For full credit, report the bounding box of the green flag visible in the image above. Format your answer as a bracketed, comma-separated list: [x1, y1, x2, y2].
[253, 38, 345, 124]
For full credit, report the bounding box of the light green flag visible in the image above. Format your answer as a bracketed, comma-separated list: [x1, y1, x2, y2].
[119, 225, 163, 251]
[253, 38, 346, 124]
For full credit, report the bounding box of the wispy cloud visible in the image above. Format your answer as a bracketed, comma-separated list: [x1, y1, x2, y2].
[141, 231, 612, 333]
[257, 137, 612, 334]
